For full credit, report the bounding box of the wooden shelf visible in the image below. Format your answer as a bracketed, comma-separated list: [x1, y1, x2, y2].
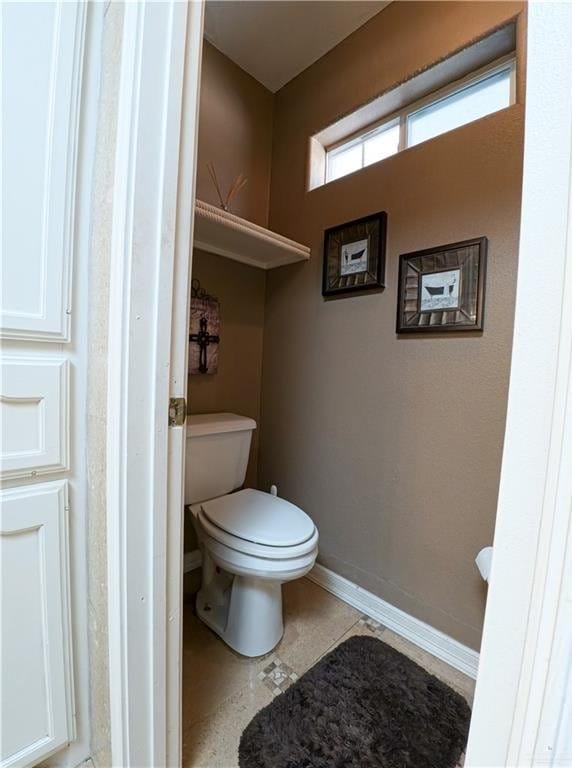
[193, 199, 311, 270]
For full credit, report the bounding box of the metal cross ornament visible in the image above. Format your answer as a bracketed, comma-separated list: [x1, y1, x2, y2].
[189, 315, 220, 374]
[189, 278, 220, 375]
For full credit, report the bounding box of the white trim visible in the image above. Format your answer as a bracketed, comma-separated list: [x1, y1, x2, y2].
[465, 4, 572, 766]
[307, 563, 479, 679]
[165, 4, 204, 766]
[183, 549, 203, 574]
[405, 53, 515, 124]
[106, 5, 143, 762]
[106, 3, 202, 767]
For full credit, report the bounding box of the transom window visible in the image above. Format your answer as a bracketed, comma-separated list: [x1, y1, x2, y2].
[325, 56, 516, 184]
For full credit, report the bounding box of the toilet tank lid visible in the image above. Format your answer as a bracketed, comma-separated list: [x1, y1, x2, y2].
[187, 412, 257, 438]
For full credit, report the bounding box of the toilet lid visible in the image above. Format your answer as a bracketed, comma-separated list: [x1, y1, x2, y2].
[201, 488, 315, 547]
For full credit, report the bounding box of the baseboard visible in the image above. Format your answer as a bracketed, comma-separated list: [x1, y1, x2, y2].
[183, 548, 202, 573]
[307, 563, 479, 679]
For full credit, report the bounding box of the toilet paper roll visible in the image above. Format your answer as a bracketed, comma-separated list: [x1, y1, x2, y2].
[475, 546, 493, 583]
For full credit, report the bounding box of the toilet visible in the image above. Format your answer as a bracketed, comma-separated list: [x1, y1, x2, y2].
[186, 413, 318, 657]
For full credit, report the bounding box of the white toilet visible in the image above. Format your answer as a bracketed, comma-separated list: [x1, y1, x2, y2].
[186, 413, 318, 657]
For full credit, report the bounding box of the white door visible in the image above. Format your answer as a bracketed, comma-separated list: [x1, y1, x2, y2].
[1, 2, 94, 766]
[1, 482, 73, 767]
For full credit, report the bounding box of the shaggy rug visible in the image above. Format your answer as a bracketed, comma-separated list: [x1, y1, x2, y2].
[239, 635, 471, 768]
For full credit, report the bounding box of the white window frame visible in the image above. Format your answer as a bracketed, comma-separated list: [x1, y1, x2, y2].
[326, 117, 400, 183]
[325, 53, 516, 184]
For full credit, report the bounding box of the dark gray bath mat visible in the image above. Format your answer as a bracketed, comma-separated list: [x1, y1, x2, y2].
[239, 635, 470, 768]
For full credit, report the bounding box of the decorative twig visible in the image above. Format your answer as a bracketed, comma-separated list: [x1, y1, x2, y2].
[206, 162, 247, 212]
[206, 161, 225, 209]
[226, 173, 247, 208]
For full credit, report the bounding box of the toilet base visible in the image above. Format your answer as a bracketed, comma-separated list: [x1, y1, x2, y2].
[197, 570, 284, 657]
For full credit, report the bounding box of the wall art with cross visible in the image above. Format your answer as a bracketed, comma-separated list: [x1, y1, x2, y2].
[189, 280, 220, 375]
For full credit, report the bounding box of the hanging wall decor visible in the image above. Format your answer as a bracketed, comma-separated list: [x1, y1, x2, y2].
[189, 278, 220, 374]
[322, 211, 387, 297]
[396, 237, 487, 333]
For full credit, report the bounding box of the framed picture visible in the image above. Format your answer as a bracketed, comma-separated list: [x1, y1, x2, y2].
[322, 211, 387, 297]
[396, 237, 487, 333]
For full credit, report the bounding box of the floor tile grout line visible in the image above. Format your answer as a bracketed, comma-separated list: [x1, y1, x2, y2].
[182, 668, 264, 735]
[184, 613, 363, 732]
[314, 615, 365, 664]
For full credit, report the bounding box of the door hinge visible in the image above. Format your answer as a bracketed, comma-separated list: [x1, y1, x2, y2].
[169, 397, 187, 427]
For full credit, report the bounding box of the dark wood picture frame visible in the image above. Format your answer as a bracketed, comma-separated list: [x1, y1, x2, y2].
[396, 237, 487, 333]
[322, 211, 387, 297]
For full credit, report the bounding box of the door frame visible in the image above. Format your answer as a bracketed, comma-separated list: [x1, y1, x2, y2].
[465, 3, 572, 765]
[106, 2, 203, 766]
[106, 2, 572, 766]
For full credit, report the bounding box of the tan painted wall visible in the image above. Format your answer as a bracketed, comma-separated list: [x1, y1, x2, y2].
[195, 40, 274, 227]
[260, 1, 526, 650]
[187, 40, 273, 494]
[189, 250, 266, 488]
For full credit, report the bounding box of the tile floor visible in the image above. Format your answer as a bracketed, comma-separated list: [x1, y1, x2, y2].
[182, 577, 475, 768]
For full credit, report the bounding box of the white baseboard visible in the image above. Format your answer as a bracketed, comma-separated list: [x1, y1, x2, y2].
[307, 563, 479, 679]
[183, 548, 202, 573]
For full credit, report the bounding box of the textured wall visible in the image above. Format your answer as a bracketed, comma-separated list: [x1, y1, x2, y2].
[260, 1, 526, 650]
[189, 250, 266, 488]
[188, 39, 274, 489]
[195, 40, 274, 226]
[85, 3, 125, 766]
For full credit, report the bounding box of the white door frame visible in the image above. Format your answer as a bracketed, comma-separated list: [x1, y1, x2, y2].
[107, 2, 572, 766]
[465, 3, 572, 766]
[106, 2, 203, 766]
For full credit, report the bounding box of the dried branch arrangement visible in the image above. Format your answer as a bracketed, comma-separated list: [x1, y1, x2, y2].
[207, 162, 248, 212]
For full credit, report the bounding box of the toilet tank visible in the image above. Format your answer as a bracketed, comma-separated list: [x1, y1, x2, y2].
[185, 413, 257, 504]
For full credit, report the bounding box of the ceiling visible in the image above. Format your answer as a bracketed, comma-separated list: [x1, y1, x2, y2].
[203, 1, 391, 93]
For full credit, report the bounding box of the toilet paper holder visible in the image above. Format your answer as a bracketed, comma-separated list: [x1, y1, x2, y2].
[475, 546, 493, 583]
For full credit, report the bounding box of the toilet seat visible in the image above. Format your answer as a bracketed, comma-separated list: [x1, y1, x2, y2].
[197, 507, 319, 560]
[201, 488, 315, 547]
[198, 527, 318, 582]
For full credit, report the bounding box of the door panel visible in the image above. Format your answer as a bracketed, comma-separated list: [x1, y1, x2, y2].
[0, 481, 74, 768]
[1, 2, 85, 341]
[1, 357, 69, 480]
[1, 1, 89, 765]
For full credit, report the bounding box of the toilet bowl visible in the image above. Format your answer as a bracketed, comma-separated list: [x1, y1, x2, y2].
[186, 414, 318, 657]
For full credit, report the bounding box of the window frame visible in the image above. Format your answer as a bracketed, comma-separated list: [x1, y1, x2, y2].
[324, 53, 516, 185]
[326, 117, 401, 183]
